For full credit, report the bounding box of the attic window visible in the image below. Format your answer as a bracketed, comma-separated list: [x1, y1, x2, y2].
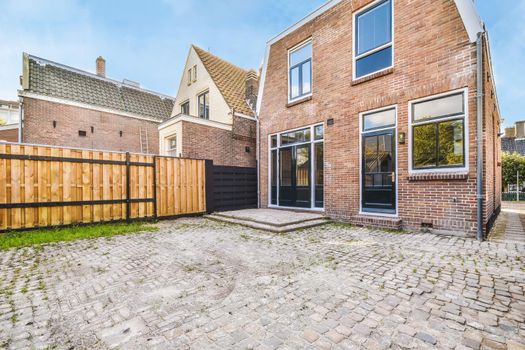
[188, 69, 192, 85]
[193, 65, 197, 82]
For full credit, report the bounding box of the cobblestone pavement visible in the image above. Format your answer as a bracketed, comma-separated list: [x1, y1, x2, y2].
[0, 218, 524, 350]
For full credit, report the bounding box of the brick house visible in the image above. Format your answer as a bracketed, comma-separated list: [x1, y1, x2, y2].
[0, 100, 20, 142]
[257, 0, 501, 238]
[158, 45, 257, 168]
[18, 54, 174, 153]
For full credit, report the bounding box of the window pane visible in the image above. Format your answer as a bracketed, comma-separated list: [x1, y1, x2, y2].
[290, 66, 300, 99]
[314, 125, 324, 140]
[363, 108, 396, 131]
[302, 61, 312, 95]
[357, 0, 392, 55]
[296, 146, 310, 187]
[413, 124, 437, 168]
[413, 93, 464, 122]
[281, 128, 311, 146]
[271, 135, 277, 148]
[438, 120, 464, 166]
[271, 150, 277, 205]
[356, 46, 392, 78]
[280, 149, 292, 186]
[290, 42, 312, 66]
[315, 142, 324, 208]
[364, 136, 378, 172]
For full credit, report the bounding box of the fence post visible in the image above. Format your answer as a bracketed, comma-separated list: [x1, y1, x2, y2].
[152, 156, 158, 221]
[205, 160, 214, 214]
[125, 152, 131, 223]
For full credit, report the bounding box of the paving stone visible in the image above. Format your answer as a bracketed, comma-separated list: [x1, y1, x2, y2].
[0, 216, 523, 349]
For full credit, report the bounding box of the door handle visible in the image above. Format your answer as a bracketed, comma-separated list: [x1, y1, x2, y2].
[392, 172, 396, 183]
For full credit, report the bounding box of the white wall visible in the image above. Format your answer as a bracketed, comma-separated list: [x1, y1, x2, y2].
[171, 46, 232, 125]
[159, 121, 183, 156]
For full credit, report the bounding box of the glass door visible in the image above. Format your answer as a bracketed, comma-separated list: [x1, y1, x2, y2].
[279, 145, 311, 208]
[362, 130, 396, 213]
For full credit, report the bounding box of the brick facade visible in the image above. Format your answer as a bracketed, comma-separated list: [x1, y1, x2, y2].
[0, 128, 19, 142]
[22, 98, 160, 153]
[258, 0, 501, 236]
[181, 116, 256, 168]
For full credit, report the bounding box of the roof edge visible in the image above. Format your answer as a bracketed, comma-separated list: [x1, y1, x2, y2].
[453, 0, 484, 43]
[24, 53, 175, 101]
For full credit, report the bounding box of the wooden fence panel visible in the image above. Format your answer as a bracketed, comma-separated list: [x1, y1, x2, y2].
[0, 143, 207, 231]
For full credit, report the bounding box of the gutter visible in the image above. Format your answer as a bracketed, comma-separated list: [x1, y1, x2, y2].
[476, 32, 484, 242]
[18, 96, 23, 143]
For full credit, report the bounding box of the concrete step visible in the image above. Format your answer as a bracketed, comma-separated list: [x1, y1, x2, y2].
[205, 214, 331, 233]
[210, 211, 327, 228]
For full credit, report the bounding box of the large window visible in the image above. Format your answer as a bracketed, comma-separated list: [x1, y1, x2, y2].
[354, 0, 393, 79]
[411, 91, 466, 170]
[289, 41, 312, 101]
[198, 91, 209, 119]
[269, 124, 324, 209]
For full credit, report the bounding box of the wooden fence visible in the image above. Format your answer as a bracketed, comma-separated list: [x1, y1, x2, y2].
[0, 143, 206, 231]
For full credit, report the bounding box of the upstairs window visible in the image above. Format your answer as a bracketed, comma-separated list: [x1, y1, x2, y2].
[181, 101, 190, 115]
[411, 91, 466, 170]
[289, 40, 312, 101]
[198, 91, 209, 119]
[354, 0, 393, 79]
[187, 68, 192, 85]
[192, 66, 197, 82]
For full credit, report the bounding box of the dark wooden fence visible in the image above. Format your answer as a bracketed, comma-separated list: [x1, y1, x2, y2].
[205, 161, 257, 212]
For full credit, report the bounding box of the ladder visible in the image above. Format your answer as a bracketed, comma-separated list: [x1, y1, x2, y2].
[139, 127, 149, 154]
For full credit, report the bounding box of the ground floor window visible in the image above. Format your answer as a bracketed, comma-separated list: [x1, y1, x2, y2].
[269, 124, 324, 209]
[167, 135, 177, 157]
[410, 90, 467, 171]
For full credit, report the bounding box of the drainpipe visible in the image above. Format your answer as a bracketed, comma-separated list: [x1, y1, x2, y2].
[476, 32, 484, 242]
[18, 97, 23, 143]
[256, 114, 260, 208]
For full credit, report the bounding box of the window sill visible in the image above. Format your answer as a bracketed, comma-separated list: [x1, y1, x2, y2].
[408, 172, 469, 182]
[287, 95, 312, 108]
[352, 67, 394, 86]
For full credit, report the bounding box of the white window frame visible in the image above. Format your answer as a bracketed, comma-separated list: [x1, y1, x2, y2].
[167, 135, 178, 157]
[268, 123, 324, 211]
[192, 65, 197, 82]
[352, 0, 394, 81]
[197, 90, 210, 120]
[408, 88, 469, 174]
[287, 38, 313, 104]
[180, 100, 190, 115]
[187, 68, 192, 85]
[358, 105, 398, 217]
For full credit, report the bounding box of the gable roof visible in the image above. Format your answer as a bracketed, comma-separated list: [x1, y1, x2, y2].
[20, 54, 175, 122]
[257, 0, 486, 115]
[193, 46, 256, 117]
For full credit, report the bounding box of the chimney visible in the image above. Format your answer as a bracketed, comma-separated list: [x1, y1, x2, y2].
[245, 69, 259, 111]
[516, 121, 525, 139]
[504, 127, 516, 138]
[96, 56, 106, 78]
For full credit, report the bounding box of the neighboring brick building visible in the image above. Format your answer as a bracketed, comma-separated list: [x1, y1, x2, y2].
[158, 46, 257, 168]
[18, 54, 174, 153]
[0, 100, 20, 142]
[257, 0, 501, 238]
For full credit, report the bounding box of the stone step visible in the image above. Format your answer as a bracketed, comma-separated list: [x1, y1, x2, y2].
[351, 214, 403, 230]
[205, 214, 331, 233]
[211, 211, 327, 227]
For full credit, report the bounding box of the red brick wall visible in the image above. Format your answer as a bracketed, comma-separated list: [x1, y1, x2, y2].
[0, 128, 19, 142]
[181, 116, 256, 168]
[482, 36, 502, 228]
[259, 0, 499, 236]
[22, 97, 160, 154]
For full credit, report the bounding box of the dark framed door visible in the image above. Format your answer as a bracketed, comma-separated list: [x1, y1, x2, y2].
[279, 144, 311, 208]
[362, 130, 396, 213]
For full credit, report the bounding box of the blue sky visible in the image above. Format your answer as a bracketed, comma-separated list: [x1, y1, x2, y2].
[0, 0, 523, 127]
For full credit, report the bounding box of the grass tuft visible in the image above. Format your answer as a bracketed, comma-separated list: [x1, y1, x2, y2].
[0, 223, 158, 251]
